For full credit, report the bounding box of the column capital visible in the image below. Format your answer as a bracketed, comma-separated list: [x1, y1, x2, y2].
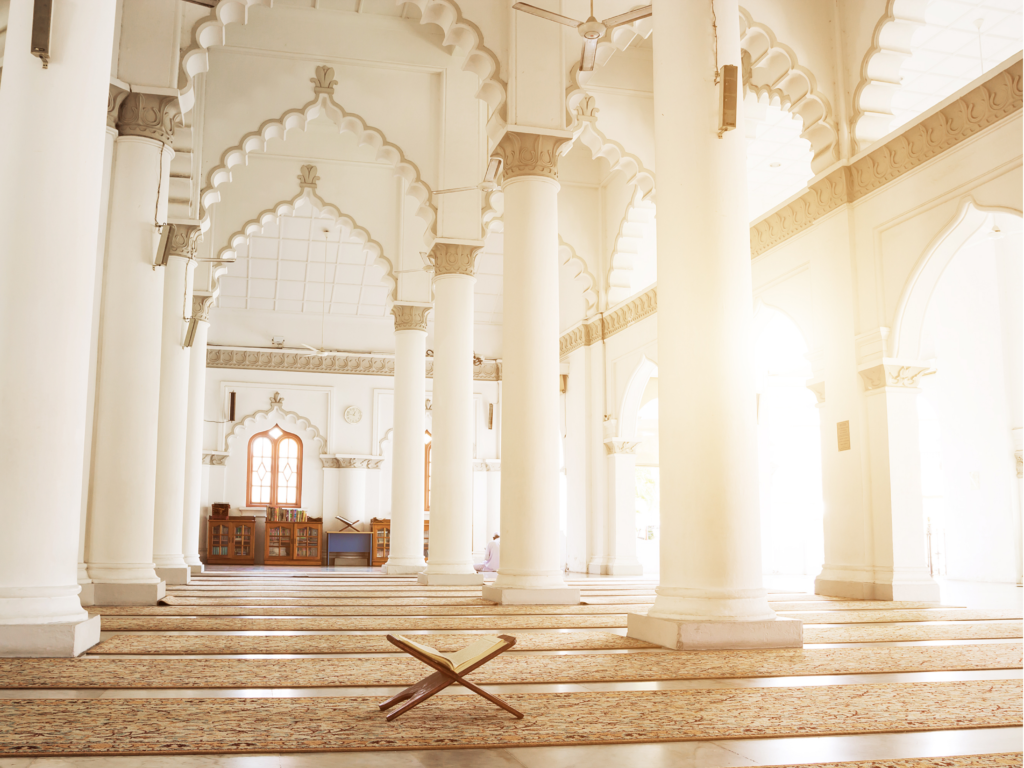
[858, 361, 934, 392]
[604, 439, 641, 455]
[107, 83, 130, 129]
[117, 91, 181, 145]
[162, 221, 203, 262]
[191, 293, 215, 323]
[428, 239, 484, 278]
[392, 303, 432, 332]
[492, 129, 572, 182]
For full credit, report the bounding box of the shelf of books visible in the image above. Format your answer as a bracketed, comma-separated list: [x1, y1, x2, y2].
[206, 516, 256, 565]
[264, 509, 322, 566]
[370, 517, 429, 568]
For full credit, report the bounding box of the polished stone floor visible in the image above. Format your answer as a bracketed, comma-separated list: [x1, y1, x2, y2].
[1, 570, 1019, 767]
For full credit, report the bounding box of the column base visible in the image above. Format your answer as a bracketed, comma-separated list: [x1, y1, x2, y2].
[417, 572, 483, 586]
[385, 562, 427, 574]
[627, 613, 803, 650]
[188, 563, 205, 576]
[155, 566, 190, 585]
[0, 614, 101, 657]
[78, 582, 95, 607]
[92, 581, 166, 606]
[482, 585, 580, 605]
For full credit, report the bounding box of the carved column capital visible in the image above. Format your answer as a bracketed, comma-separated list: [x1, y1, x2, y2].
[492, 130, 572, 182]
[604, 439, 641, 455]
[163, 221, 203, 261]
[392, 304, 432, 332]
[191, 293, 216, 323]
[859, 362, 933, 392]
[428, 241, 484, 277]
[117, 92, 181, 144]
[107, 84, 129, 129]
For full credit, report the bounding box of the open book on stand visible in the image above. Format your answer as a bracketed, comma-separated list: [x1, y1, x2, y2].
[393, 635, 508, 674]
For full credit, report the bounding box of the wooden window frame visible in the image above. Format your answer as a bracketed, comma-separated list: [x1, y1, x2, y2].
[424, 431, 431, 512]
[246, 426, 303, 508]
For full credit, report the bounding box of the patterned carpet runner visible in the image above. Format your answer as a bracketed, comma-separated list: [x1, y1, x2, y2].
[0, 680, 1018, 756]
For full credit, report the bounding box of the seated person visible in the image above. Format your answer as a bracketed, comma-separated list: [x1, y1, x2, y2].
[474, 533, 500, 572]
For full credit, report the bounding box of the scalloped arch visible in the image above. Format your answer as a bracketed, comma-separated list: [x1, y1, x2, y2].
[397, 0, 508, 150]
[558, 237, 599, 318]
[225, 400, 330, 466]
[220, 187, 397, 310]
[566, 8, 838, 174]
[607, 187, 657, 307]
[851, 0, 929, 152]
[200, 92, 437, 247]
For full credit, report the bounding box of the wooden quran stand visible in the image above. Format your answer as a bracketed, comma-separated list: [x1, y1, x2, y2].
[378, 634, 525, 721]
[334, 515, 360, 532]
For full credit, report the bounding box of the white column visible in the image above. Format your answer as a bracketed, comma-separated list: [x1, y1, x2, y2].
[857, 362, 941, 601]
[627, 0, 800, 650]
[484, 132, 579, 605]
[152, 251, 199, 585]
[386, 305, 431, 573]
[0, 0, 116, 655]
[418, 242, 484, 585]
[604, 441, 644, 576]
[182, 295, 213, 574]
[85, 92, 183, 605]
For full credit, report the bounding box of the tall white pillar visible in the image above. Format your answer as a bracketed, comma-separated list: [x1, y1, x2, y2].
[152, 250, 200, 585]
[418, 242, 484, 586]
[483, 132, 579, 605]
[627, 0, 800, 650]
[86, 92, 183, 605]
[182, 295, 213, 574]
[856, 361, 941, 601]
[386, 305, 432, 574]
[0, 0, 116, 655]
[604, 440, 644, 576]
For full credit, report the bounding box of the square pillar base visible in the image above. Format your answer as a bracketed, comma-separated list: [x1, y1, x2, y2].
[78, 582, 95, 607]
[187, 563, 204, 576]
[155, 566, 190, 585]
[417, 572, 483, 586]
[627, 613, 803, 650]
[92, 581, 166, 606]
[0, 614, 101, 657]
[482, 585, 580, 605]
[385, 563, 427, 574]
[605, 563, 644, 576]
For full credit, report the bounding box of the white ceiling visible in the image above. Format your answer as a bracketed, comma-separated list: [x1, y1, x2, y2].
[891, 0, 1023, 131]
[217, 201, 391, 317]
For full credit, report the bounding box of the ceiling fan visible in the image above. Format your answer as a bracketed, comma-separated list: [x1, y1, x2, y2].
[512, 1, 653, 72]
[433, 157, 503, 195]
[302, 227, 342, 358]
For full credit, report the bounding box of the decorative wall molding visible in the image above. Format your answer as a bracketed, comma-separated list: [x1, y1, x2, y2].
[163, 221, 204, 261]
[202, 451, 230, 466]
[472, 460, 501, 471]
[750, 60, 1023, 258]
[107, 84, 129, 129]
[192, 293, 216, 323]
[428, 241, 484, 277]
[604, 440, 641, 455]
[558, 237, 599, 317]
[392, 304, 432, 332]
[117, 92, 182, 145]
[200, 65, 436, 246]
[207, 347, 502, 381]
[325, 456, 384, 470]
[806, 380, 826, 405]
[559, 286, 657, 358]
[492, 131, 571, 182]
[858, 362, 933, 392]
[1015, 449, 1022, 480]
[224, 391, 329, 463]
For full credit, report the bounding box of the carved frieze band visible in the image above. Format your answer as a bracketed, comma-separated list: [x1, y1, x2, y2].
[858, 363, 933, 391]
[164, 222, 203, 261]
[429, 243, 483, 277]
[392, 304, 432, 332]
[202, 452, 229, 466]
[206, 348, 501, 381]
[322, 457, 384, 470]
[604, 440, 641, 455]
[559, 287, 658, 358]
[192, 294, 216, 323]
[116, 92, 182, 145]
[750, 60, 1023, 257]
[493, 131, 571, 182]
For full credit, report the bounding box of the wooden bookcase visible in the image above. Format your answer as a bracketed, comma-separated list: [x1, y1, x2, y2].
[265, 519, 323, 566]
[370, 517, 429, 568]
[207, 516, 257, 565]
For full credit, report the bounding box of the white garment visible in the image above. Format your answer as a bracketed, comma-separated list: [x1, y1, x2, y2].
[477, 539, 500, 572]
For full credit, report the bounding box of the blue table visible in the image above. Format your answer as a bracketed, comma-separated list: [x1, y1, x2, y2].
[327, 532, 372, 567]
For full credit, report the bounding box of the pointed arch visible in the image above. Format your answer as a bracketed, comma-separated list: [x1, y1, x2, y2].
[226, 398, 330, 467]
[617, 355, 659, 442]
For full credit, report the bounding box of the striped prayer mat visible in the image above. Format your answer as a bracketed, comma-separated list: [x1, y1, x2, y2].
[94, 603, 655, 617]
[0, 680, 1018, 755]
[4, 643, 1019, 688]
[804, 621, 1024, 644]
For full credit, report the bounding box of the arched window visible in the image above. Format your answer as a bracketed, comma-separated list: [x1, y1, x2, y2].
[424, 430, 432, 512]
[247, 425, 303, 508]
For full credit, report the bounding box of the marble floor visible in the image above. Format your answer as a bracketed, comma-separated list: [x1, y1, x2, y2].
[1, 571, 1020, 767]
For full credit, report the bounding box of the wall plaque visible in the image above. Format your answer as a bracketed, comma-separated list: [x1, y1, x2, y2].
[837, 421, 851, 451]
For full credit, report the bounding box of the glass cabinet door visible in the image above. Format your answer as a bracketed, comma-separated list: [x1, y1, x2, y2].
[267, 525, 291, 558]
[232, 524, 252, 557]
[211, 524, 229, 556]
[295, 526, 319, 559]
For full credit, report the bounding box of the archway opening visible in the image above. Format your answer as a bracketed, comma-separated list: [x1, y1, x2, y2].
[754, 306, 823, 591]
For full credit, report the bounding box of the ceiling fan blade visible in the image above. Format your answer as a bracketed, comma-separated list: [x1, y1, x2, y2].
[603, 5, 653, 28]
[434, 186, 481, 195]
[512, 3, 580, 27]
[484, 157, 502, 183]
[581, 37, 599, 71]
